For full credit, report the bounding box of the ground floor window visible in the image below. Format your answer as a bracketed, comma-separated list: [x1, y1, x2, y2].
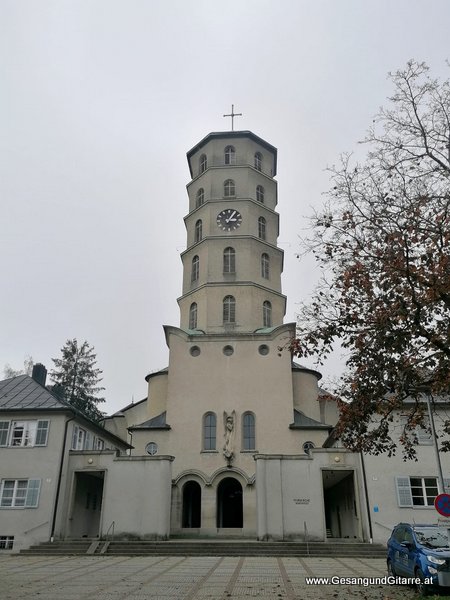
[395, 476, 446, 507]
[0, 479, 41, 508]
[0, 536, 14, 549]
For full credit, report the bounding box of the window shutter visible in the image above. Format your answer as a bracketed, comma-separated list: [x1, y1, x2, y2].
[0, 421, 10, 446]
[35, 421, 49, 446]
[395, 476, 413, 507]
[85, 432, 92, 450]
[443, 479, 450, 493]
[25, 479, 41, 507]
[72, 425, 78, 450]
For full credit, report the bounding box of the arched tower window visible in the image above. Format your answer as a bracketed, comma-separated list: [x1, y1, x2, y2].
[256, 185, 264, 203]
[189, 302, 198, 329]
[242, 412, 256, 450]
[258, 216, 266, 240]
[254, 152, 263, 172]
[196, 188, 204, 208]
[261, 253, 270, 279]
[199, 154, 207, 174]
[223, 247, 236, 273]
[203, 412, 217, 450]
[223, 295, 236, 324]
[224, 145, 235, 165]
[195, 219, 202, 243]
[224, 179, 235, 197]
[263, 301, 272, 327]
[191, 255, 199, 283]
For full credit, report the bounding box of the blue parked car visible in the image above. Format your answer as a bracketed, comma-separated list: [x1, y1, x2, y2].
[387, 523, 450, 594]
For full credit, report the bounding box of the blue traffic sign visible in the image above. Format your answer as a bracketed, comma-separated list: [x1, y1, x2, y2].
[435, 493, 450, 517]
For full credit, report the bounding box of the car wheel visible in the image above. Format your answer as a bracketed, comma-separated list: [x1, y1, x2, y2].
[387, 559, 396, 577]
[415, 568, 431, 596]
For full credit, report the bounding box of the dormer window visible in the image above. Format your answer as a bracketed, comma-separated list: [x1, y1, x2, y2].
[224, 145, 236, 165]
[199, 154, 207, 174]
[254, 152, 263, 172]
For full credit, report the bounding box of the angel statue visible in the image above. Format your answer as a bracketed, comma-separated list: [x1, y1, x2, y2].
[223, 410, 236, 465]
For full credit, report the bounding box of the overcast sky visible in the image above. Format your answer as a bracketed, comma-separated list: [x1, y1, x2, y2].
[2, 0, 449, 414]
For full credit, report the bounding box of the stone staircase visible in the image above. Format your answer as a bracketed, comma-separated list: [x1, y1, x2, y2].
[20, 539, 386, 558]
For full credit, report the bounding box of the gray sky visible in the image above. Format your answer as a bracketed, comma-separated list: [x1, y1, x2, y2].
[2, 0, 449, 414]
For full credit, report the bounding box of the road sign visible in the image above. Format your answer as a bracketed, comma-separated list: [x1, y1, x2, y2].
[435, 493, 450, 517]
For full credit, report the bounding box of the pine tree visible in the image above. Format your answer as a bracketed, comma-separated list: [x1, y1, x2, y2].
[50, 339, 105, 422]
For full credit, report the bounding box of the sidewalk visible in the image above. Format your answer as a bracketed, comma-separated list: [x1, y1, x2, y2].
[1, 555, 418, 599]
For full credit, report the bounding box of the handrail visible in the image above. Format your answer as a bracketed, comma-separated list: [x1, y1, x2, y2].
[24, 520, 49, 535]
[304, 521, 309, 555]
[374, 520, 393, 532]
[105, 520, 115, 541]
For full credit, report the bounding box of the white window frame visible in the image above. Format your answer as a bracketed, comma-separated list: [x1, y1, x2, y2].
[256, 185, 264, 203]
[399, 415, 432, 445]
[0, 536, 14, 549]
[0, 420, 49, 447]
[72, 425, 87, 450]
[258, 216, 266, 240]
[261, 253, 270, 279]
[263, 301, 272, 327]
[224, 145, 236, 165]
[203, 412, 217, 451]
[223, 295, 236, 324]
[0, 479, 41, 508]
[224, 179, 235, 197]
[196, 188, 205, 208]
[189, 302, 198, 329]
[395, 475, 448, 507]
[242, 412, 256, 450]
[191, 255, 199, 283]
[223, 247, 236, 274]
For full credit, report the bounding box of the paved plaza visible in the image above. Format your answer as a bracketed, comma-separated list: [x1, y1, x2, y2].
[1, 555, 420, 599]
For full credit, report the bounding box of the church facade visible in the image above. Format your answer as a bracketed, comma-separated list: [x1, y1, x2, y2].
[1, 129, 449, 552]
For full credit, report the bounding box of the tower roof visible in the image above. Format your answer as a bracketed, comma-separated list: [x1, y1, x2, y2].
[186, 130, 278, 177]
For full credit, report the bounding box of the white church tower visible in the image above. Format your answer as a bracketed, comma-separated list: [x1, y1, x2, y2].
[104, 127, 364, 542]
[178, 130, 286, 333]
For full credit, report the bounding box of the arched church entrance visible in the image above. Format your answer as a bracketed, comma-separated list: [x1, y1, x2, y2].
[217, 477, 243, 528]
[182, 481, 201, 528]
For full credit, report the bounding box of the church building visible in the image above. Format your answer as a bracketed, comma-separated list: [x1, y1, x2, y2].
[102, 129, 367, 541]
[1, 128, 449, 552]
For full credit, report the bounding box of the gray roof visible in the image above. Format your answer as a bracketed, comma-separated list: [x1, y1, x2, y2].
[0, 375, 67, 410]
[289, 409, 332, 430]
[129, 411, 171, 431]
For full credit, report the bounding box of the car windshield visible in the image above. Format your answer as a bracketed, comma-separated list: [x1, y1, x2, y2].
[415, 527, 450, 549]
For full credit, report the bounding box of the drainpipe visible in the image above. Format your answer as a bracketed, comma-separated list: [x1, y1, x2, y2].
[50, 415, 75, 541]
[360, 452, 373, 543]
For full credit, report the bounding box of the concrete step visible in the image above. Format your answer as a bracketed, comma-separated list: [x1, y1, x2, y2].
[21, 540, 386, 557]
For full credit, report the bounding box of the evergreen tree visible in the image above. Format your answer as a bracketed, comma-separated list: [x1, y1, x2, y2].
[50, 339, 105, 422]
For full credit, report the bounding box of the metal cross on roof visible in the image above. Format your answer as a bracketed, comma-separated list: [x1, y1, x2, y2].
[223, 104, 242, 131]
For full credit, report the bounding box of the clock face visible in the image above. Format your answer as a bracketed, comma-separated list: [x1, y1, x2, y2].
[216, 209, 242, 232]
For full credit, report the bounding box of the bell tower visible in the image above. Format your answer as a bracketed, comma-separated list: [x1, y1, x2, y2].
[178, 131, 286, 333]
